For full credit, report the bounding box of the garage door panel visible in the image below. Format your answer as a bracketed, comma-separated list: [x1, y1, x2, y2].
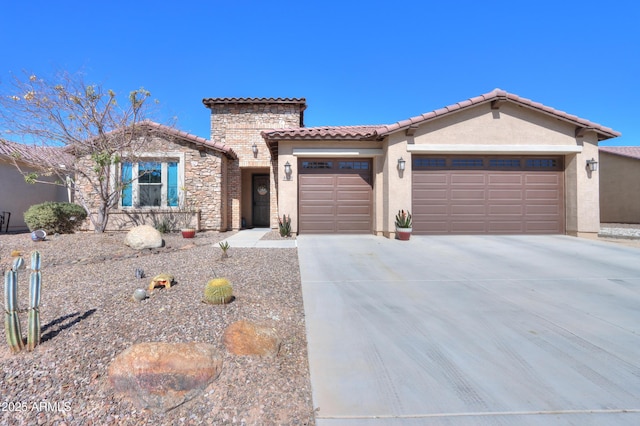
[414, 189, 448, 200]
[336, 190, 371, 202]
[451, 189, 486, 200]
[300, 190, 335, 201]
[526, 189, 560, 200]
[451, 174, 485, 185]
[488, 189, 523, 200]
[489, 205, 523, 215]
[337, 205, 371, 215]
[414, 173, 448, 184]
[299, 204, 334, 215]
[451, 204, 486, 215]
[525, 174, 560, 185]
[413, 156, 564, 235]
[488, 174, 523, 185]
[488, 221, 525, 233]
[451, 222, 488, 233]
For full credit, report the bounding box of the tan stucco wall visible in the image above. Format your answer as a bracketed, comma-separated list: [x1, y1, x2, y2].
[600, 152, 640, 223]
[0, 159, 69, 232]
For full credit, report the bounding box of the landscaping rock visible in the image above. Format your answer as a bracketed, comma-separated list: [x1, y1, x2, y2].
[124, 225, 163, 250]
[108, 342, 223, 413]
[223, 320, 281, 357]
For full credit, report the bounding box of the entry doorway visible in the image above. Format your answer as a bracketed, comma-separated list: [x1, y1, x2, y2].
[252, 174, 270, 227]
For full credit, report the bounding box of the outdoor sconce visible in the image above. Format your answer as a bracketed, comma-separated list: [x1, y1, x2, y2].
[284, 161, 292, 181]
[398, 157, 406, 171]
[251, 143, 258, 157]
[586, 158, 598, 172]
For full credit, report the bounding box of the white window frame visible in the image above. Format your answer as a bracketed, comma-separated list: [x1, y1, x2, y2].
[115, 152, 185, 209]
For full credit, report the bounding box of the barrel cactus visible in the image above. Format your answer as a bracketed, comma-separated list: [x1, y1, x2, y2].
[203, 278, 233, 305]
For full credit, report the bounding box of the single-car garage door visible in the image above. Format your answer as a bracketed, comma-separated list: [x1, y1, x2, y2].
[299, 159, 372, 233]
[412, 155, 564, 234]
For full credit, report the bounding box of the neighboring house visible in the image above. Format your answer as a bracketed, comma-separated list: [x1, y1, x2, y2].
[82, 89, 621, 237]
[0, 139, 71, 232]
[599, 146, 640, 223]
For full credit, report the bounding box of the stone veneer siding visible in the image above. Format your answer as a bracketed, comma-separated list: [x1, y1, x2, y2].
[76, 134, 227, 232]
[206, 102, 303, 230]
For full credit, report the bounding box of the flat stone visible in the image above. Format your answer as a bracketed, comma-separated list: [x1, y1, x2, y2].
[124, 225, 163, 250]
[108, 342, 223, 413]
[223, 320, 281, 357]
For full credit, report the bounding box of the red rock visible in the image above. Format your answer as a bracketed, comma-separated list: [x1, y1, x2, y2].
[223, 320, 281, 357]
[108, 342, 222, 413]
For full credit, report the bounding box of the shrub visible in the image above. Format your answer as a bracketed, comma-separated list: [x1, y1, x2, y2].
[24, 202, 87, 234]
[278, 214, 291, 237]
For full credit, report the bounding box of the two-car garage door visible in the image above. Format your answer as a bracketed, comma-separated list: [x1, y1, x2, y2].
[412, 156, 565, 234]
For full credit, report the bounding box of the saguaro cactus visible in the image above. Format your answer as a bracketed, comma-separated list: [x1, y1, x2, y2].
[27, 251, 42, 351]
[4, 257, 25, 353]
[3, 251, 42, 353]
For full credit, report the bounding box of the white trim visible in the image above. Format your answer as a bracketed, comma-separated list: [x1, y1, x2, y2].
[292, 148, 384, 157]
[406, 144, 583, 155]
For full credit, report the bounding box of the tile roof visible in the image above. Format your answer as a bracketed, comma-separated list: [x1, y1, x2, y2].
[375, 89, 621, 140]
[140, 121, 237, 159]
[262, 126, 380, 141]
[261, 89, 621, 142]
[0, 138, 74, 169]
[202, 97, 306, 106]
[599, 146, 640, 160]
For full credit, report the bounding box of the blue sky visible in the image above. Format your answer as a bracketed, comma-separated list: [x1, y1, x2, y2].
[1, 0, 638, 145]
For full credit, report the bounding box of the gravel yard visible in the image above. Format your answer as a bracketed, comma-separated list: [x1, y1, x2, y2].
[0, 231, 314, 425]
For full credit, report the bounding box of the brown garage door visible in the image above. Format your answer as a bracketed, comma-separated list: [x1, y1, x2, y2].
[412, 156, 564, 234]
[299, 159, 372, 233]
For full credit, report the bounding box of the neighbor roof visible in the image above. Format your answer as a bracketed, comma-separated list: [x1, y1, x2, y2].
[140, 121, 237, 159]
[599, 146, 640, 160]
[261, 89, 621, 142]
[0, 138, 74, 169]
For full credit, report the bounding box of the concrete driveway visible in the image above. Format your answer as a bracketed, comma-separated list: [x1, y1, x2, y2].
[297, 235, 640, 425]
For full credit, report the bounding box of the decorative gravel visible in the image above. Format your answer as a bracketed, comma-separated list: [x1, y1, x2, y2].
[599, 223, 640, 239]
[0, 231, 314, 425]
[259, 231, 296, 241]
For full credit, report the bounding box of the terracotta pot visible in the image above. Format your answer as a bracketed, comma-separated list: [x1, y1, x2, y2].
[181, 229, 196, 239]
[396, 227, 412, 241]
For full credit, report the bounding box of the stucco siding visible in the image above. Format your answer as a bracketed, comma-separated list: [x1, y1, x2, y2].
[0, 159, 69, 232]
[600, 152, 640, 223]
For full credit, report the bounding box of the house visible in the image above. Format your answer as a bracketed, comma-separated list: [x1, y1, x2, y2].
[89, 89, 621, 237]
[0, 139, 71, 232]
[599, 146, 640, 224]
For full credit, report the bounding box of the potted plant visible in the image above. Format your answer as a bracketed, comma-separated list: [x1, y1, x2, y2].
[395, 210, 412, 241]
[178, 187, 197, 238]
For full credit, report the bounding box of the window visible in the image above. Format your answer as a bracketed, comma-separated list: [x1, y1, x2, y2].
[489, 158, 521, 168]
[526, 158, 559, 169]
[413, 158, 446, 168]
[121, 160, 179, 208]
[338, 161, 369, 170]
[452, 158, 484, 168]
[302, 161, 333, 169]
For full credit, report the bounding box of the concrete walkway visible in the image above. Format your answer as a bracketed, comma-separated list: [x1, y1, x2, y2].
[298, 234, 640, 425]
[219, 228, 296, 248]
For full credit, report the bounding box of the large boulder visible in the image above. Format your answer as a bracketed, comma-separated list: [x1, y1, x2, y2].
[108, 342, 223, 413]
[223, 320, 281, 357]
[124, 225, 163, 250]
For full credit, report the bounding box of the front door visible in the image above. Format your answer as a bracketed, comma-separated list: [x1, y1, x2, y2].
[252, 174, 270, 227]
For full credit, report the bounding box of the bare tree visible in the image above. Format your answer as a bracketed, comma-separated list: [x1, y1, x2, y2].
[0, 70, 157, 232]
